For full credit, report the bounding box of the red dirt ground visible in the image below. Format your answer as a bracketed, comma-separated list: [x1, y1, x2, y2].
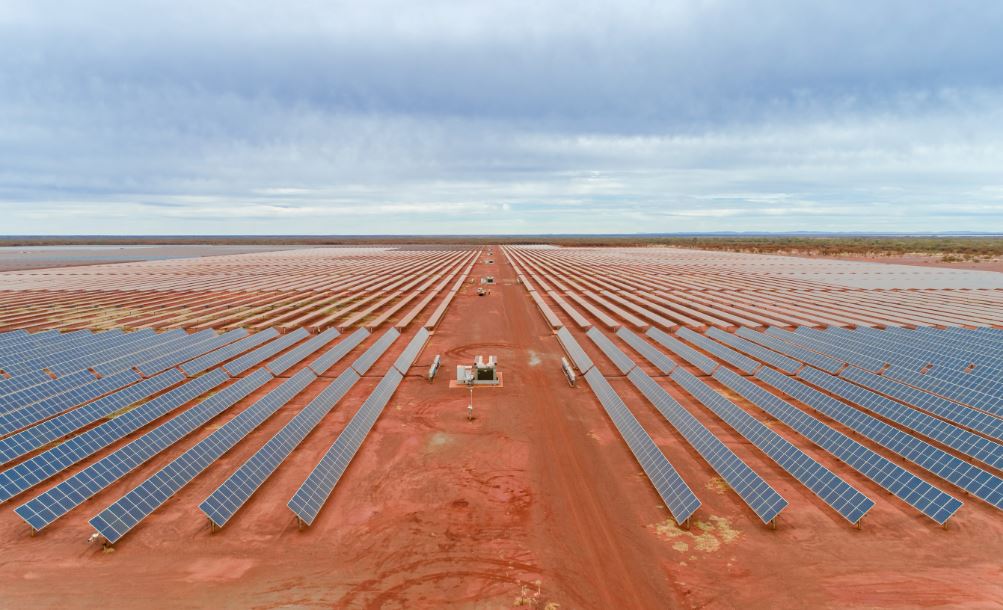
[0, 251, 1001, 608]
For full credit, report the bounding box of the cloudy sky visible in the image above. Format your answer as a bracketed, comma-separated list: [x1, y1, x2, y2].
[2, 1, 1002, 234]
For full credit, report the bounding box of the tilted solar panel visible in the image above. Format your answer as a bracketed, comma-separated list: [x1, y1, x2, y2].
[91, 368, 315, 543]
[678, 367, 873, 524]
[615, 327, 677, 374]
[224, 328, 310, 376]
[13, 369, 265, 528]
[713, 367, 962, 524]
[309, 328, 370, 375]
[676, 327, 761, 374]
[556, 327, 594, 374]
[180, 328, 280, 376]
[267, 327, 341, 375]
[288, 368, 404, 526]
[582, 368, 700, 525]
[646, 327, 717, 375]
[199, 367, 361, 528]
[392, 328, 430, 375]
[352, 328, 401, 375]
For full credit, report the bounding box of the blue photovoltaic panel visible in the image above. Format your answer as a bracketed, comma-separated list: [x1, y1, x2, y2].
[586, 328, 636, 374]
[630, 367, 787, 524]
[713, 367, 962, 524]
[224, 328, 310, 376]
[0, 370, 60, 398]
[756, 367, 1003, 511]
[883, 366, 1003, 416]
[615, 327, 677, 374]
[199, 367, 361, 528]
[267, 327, 340, 375]
[735, 327, 844, 374]
[309, 328, 370, 375]
[288, 369, 403, 526]
[676, 327, 761, 374]
[8, 329, 149, 377]
[352, 328, 401, 375]
[582, 368, 700, 525]
[0, 369, 141, 437]
[839, 366, 1003, 442]
[181, 328, 280, 376]
[0, 368, 185, 466]
[392, 328, 430, 375]
[556, 327, 594, 374]
[136, 328, 249, 377]
[0, 369, 96, 414]
[798, 367, 1003, 469]
[646, 327, 718, 375]
[42, 329, 184, 378]
[705, 328, 801, 374]
[769, 327, 885, 373]
[12, 369, 263, 527]
[676, 367, 873, 524]
[90, 368, 315, 543]
[91, 329, 214, 377]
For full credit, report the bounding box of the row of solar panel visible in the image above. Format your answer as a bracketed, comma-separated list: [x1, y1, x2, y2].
[19, 326, 370, 539]
[658, 325, 1003, 518]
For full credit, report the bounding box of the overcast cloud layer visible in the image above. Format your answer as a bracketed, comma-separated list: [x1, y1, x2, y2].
[2, 0, 1002, 234]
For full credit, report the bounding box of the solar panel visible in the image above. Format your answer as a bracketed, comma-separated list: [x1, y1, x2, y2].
[352, 328, 401, 375]
[581, 368, 700, 524]
[181, 328, 280, 376]
[136, 328, 249, 377]
[288, 368, 404, 526]
[199, 367, 361, 528]
[46, 330, 183, 378]
[615, 327, 677, 374]
[309, 328, 370, 375]
[586, 328, 636, 374]
[839, 366, 1003, 442]
[675, 367, 873, 524]
[0, 368, 185, 466]
[90, 368, 315, 543]
[556, 327, 594, 373]
[224, 328, 310, 376]
[0, 369, 61, 397]
[798, 367, 1003, 469]
[0, 369, 96, 415]
[712, 367, 962, 524]
[3, 329, 141, 376]
[12, 369, 265, 528]
[735, 327, 844, 374]
[771, 327, 885, 372]
[646, 327, 718, 375]
[756, 367, 1003, 511]
[392, 328, 431, 375]
[884, 366, 1003, 416]
[0, 368, 141, 437]
[267, 327, 341, 375]
[629, 367, 787, 523]
[90, 329, 217, 377]
[705, 327, 802, 374]
[676, 327, 761, 374]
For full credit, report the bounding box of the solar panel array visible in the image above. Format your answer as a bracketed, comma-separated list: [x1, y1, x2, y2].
[646, 327, 718, 375]
[556, 327, 594, 373]
[352, 328, 401, 375]
[200, 368, 361, 528]
[267, 327, 341, 375]
[586, 327, 636, 375]
[0, 369, 96, 414]
[11, 369, 236, 528]
[90, 368, 316, 543]
[180, 328, 280, 376]
[705, 327, 802, 374]
[136, 328, 249, 377]
[797, 367, 1003, 469]
[676, 327, 761, 374]
[0, 369, 141, 437]
[712, 367, 963, 524]
[671, 367, 873, 524]
[615, 327, 677, 374]
[225, 328, 310, 376]
[0, 368, 185, 465]
[735, 327, 844, 374]
[288, 368, 404, 526]
[583, 368, 701, 524]
[309, 328, 370, 375]
[756, 367, 1003, 511]
[838, 366, 1003, 441]
[392, 328, 430, 375]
